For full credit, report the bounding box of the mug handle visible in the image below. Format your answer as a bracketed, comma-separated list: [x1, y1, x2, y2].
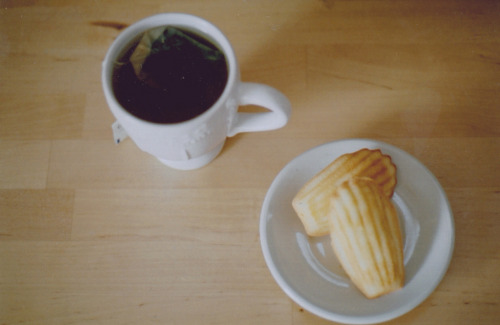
[227, 82, 291, 137]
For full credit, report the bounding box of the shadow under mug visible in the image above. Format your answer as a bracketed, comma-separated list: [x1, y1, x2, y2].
[102, 13, 291, 170]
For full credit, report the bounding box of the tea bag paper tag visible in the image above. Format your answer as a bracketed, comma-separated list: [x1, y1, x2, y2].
[112, 121, 128, 144]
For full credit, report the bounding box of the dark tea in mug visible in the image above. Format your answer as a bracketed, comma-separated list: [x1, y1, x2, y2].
[112, 26, 228, 124]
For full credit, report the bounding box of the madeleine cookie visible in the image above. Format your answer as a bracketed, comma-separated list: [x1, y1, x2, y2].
[329, 177, 404, 299]
[292, 148, 397, 236]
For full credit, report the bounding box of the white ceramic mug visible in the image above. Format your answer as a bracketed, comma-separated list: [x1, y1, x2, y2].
[102, 13, 291, 170]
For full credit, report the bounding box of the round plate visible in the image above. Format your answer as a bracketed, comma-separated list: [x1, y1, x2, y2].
[260, 139, 454, 324]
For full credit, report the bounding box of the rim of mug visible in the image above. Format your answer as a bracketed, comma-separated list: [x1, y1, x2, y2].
[102, 13, 238, 129]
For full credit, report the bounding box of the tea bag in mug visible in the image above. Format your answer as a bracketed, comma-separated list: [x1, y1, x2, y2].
[129, 26, 226, 89]
[129, 26, 164, 79]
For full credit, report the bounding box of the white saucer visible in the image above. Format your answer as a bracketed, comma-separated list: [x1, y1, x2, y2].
[259, 139, 454, 324]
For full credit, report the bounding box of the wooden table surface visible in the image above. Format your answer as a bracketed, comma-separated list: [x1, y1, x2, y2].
[1, 1, 499, 324]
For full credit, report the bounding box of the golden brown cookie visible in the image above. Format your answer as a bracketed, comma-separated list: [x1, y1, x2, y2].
[292, 148, 397, 236]
[328, 177, 404, 299]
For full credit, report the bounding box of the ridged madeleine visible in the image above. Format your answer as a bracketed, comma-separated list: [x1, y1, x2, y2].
[328, 177, 404, 299]
[292, 148, 397, 237]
